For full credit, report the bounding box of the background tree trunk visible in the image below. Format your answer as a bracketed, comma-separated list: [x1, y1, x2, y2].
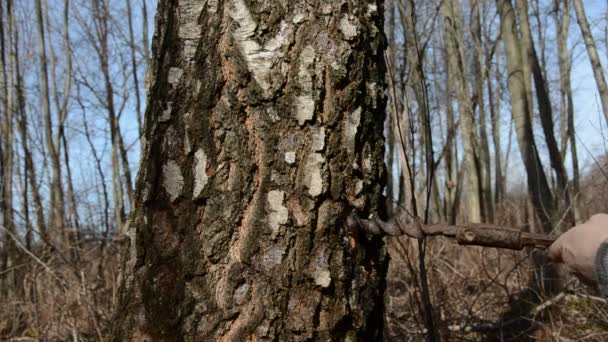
[516, 0, 573, 228]
[573, 0, 608, 126]
[497, 0, 555, 233]
[111, 0, 388, 340]
[443, 0, 482, 223]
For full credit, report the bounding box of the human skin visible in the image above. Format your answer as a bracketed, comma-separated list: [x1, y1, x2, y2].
[547, 213, 608, 285]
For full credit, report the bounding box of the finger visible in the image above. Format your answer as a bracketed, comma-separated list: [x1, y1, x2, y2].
[546, 239, 563, 262]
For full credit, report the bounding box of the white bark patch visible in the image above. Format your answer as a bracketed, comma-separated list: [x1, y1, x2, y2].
[295, 45, 316, 125]
[168, 67, 183, 86]
[367, 3, 378, 15]
[354, 179, 364, 196]
[293, 13, 305, 24]
[178, 2, 204, 59]
[285, 151, 296, 164]
[184, 113, 193, 155]
[312, 127, 325, 151]
[304, 153, 324, 197]
[160, 102, 172, 122]
[313, 269, 331, 288]
[267, 190, 288, 235]
[229, 0, 289, 92]
[262, 245, 285, 269]
[339, 17, 358, 40]
[345, 106, 361, 155]
[367, 82, 378, 108]
[163, 160, 184, 202]
[193, 149, 209, 198]
[233, 283, 250, 305]
[300, 45, 316, 67]
[207, 0, 218, 13]
[296, 96, 315, 125]
[125, 220, 137, 269]
[362, 145, 372, 174]
[321, 4, 332, 15]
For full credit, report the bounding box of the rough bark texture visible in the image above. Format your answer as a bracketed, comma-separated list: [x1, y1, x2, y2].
[111, 0, 388, 340]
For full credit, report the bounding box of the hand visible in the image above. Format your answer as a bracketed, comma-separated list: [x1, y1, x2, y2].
[547, 214, 608, 285]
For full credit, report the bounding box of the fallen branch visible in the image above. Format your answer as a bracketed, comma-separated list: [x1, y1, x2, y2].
[347, 213, 555, 250]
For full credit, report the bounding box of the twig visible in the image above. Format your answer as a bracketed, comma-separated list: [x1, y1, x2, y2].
[0, 225, 67, 288]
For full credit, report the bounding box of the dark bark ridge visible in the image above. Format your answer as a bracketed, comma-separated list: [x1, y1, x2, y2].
[111, 0, 388, 341]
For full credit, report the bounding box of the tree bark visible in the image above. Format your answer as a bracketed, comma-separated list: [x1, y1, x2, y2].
[126, 0, 144, 136]
[516, 0, 573, 228]
[111, 1, 388, 340]
[488, 31, 504, 207]
[386, 0, 396, 215]
[472, 0, 494, 222]
[89, 0, 129, 233]
[443, 0, 482, 223]
[12, 13, 47, 240]
[36, 0, 67, 238]
[497, 0, 555, 233]
[573, 0, 608, 126]
[555, 0, 581, 223]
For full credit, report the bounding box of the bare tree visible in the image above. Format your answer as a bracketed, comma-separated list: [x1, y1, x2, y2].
[554, 0, 581, 222]
[472, 0, 494, 222]
[36, 0, 68, 242]
[516, 0, 573, 228]
[443, 0, 482, 222]
[497, 0, 555, 232]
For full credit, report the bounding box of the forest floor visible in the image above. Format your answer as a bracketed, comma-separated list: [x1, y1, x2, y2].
[2, 233, 608, 341]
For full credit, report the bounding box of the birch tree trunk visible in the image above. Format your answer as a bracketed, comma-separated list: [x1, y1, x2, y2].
[111, 0, 388, 340]
[573, 0, 608, 126]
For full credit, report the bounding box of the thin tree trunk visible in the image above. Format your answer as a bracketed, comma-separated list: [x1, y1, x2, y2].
[12, 9, 47, 240]
[516, 0, 573, 228]
[142, 0, 150, 65]
[532, 0, 548, 82]
[555, 0, 571, 158]
[126, 0, 143, 136]
[489, 39, 504, 206]
[386, 0, 396, 215]
[555, 0, 581, 223]
[0, 0, 16, 296]
[442, 26, 459, 225]
[573, 0, 608, 126]
[36, 0, 66, 239]
[91, 0, 127, 234]
[497, 0, 555, 233]
[472, 0, 494, 222]
[443, 0, 482, 223]
[111, 0, 388, 339]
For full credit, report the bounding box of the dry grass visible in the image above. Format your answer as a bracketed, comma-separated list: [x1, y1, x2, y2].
[2, 160, 608, 341]
[0, 237, 120, 341]
[385, 234, 608, 341]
